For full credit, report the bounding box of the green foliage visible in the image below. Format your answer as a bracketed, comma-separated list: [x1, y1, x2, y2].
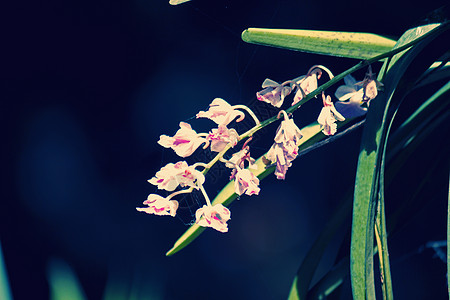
[448, 172, 450, 299]
[241, 28, 396, 60]
[0, 243, 12, 300]
[350, 22, 449, 300]
[47, 259, 87, 300]
[165, 9, 450, 300]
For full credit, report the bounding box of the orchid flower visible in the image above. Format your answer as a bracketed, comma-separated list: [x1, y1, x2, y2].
[360, 67, 383, 102]
[158, 122, 207, 157]
[234, 168, 260, 196]
[225, 148, 256, 170]
[256, 78, 293, 108]
[136, 194, 179, 217]
[148, 161, 205, 191]
[265, 141, 298, 180]
[274, 111, 303, 147]
[334, 67, 383, 117]
[196, 98, 245, 126]
[207, 125, 239, 152]
[317, 93, 345, 136]
[292, 65, 334, 106]
[195, 204, 231, 233]
[264, 111, 302, 179]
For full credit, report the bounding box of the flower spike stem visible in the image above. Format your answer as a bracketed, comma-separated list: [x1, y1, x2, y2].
[199, 184, 212, 207]
[167, 189, 193, 200]
[232, 104, 261, 126]
[307, 64, 334, 79]
[277, 110, 290, 120]
[219, 157, 231, 164]
[192, 162, 208, 170]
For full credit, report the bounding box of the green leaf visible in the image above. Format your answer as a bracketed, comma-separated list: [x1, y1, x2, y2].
[389, 80, 450, 157]
[378, 23, 441, 79]
[448, 169, 450, 300]
[0, 242, 12, 300]
[47, 259, 86, 300]
[350, 22, 450, 299]
[241, 28, 396, 60]
[301, 88, 450, 298]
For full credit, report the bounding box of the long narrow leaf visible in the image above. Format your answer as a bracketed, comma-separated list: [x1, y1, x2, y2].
[447, 114, 450, 298]
[350, 22, 450, 299]
[241, 28, 396, 60]
[0, 242, 12, 300]
[47, 259, 86, 300]
[309, 115, 450, 298]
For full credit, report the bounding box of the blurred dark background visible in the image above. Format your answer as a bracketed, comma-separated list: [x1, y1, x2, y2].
[2, 0, 449, 299]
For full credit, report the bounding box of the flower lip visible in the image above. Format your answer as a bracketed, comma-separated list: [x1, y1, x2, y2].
[234, 167, 260, 196]
[195, 204, 231, 232]
[136, 194, 179, 217]
[207, 125, 239, 152]
[256, 79, 293, 108]
[148, 161, 205, 191]
[196, 98, 245, 126]
[158, 122, 206, 157]
[317, 93, 345, 136]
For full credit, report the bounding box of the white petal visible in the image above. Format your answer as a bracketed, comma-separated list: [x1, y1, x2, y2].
[331, 105, 345, 121]
[343, 74, 357, 86]
[261, 78, 280, 88]
[335, 86, 357, 100]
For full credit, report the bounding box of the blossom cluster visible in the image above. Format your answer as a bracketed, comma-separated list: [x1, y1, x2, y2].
[137, 65, 382, 233]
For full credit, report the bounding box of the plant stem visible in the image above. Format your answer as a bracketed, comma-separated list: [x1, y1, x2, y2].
[232, 104, 261, 125]
[199, 184, 212, 206]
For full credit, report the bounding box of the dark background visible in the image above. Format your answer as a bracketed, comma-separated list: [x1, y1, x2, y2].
[2, 0, 449, 299]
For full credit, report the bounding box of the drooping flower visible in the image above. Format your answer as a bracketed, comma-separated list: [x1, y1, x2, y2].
[334, 67, 383, 118]
[292, 65, 334, 106]
[256, 78, 293, 108]
[148, 161, 205, 191]
[196, 98, 245, 126]
[265, 141, 298, 180]
[207, 125, 239, 152]
[264, 112, 302, 180]
[234, 168, 260, 196]
[274, 114, 303, 147]
[317, 93, 345, 136]
[195, 204, 231, 232]
[136, 194, 179, 217]
[334, 74, 368, 118]
[225, 148, 256, 170]
[158, 122, 206, 157]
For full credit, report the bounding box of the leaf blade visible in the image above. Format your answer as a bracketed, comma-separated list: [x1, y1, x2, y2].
[350, 22, 450, 299]
[241, 28, 396, 59]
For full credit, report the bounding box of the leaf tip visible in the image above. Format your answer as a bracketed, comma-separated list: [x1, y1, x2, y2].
[241, 29, 250, 43]
[165, 246, 177, 257]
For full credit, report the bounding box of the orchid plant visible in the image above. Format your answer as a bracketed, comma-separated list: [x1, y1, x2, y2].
[138, 10, 450, 300]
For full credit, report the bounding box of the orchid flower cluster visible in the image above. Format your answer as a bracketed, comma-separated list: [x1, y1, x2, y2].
[137, 65, 382, 232]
